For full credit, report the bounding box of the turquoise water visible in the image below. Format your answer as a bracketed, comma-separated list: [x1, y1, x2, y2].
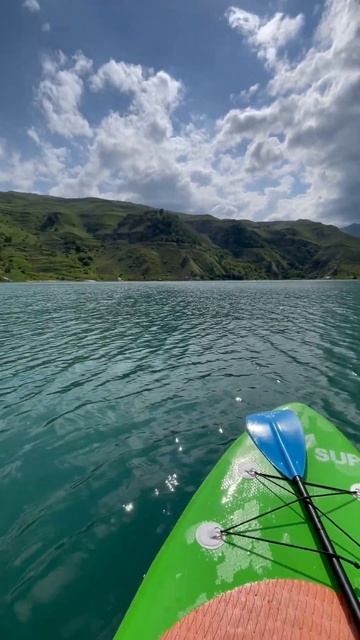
[1, 280, 359, 639]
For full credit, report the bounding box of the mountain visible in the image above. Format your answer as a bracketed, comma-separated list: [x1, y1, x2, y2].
[0, 191, 359, 281]
[342, 224, 360, 238]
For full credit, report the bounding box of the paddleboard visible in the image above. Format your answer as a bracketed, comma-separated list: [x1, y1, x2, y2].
[114, 403, 360, 639]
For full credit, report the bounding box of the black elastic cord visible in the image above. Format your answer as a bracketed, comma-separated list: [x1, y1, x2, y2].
[223, 530, 360, 569]
[221, 495, 301, 534]
[305, 480, 356, 494]
[256, 473, 294, 496]
[221, 489, 352, 535]
[255, 472, 356, 495]
[312, 503, 360, 549]
[255, 473, 360, 547]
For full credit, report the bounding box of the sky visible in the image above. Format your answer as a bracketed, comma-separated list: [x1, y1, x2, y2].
[0, 0, 359, 224]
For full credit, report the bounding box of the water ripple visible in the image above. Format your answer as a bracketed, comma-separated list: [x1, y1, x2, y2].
[0, 280, 359, 640]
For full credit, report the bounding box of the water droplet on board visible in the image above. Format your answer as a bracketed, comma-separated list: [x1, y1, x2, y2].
[218, 427, 223, 434]
[235, 397, 242, 403]
[122, 502, 134, 513]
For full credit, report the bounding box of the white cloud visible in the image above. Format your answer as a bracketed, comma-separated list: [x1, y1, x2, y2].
[22, 0, 40, 12]
[89, 60, 183, 113]
[215, 0, 360, 223]
[36, 51, 93, 139]
[0, 140, 68, 192]
[226, 6, 304, 67]
[90, 60, 183, 142]
[244, 136, 285, 173]
[40, 0, 360, 225]
[89, 60, 144, 94]
[226, 7, 261, 38]
[49, 60, 187, 201]
[2, 0, 359, 225]
[42, 22, 51, 32]
[230, 83, 260, 105]
[27, 127, 41, 145]
[217, 104, 278, 147]
[240, 83, 260, 101]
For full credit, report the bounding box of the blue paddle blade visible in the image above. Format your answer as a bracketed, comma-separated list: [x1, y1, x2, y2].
[246, 409, 306, 479]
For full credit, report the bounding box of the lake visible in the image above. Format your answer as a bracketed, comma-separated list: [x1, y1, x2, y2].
[1, 280, 359, 639]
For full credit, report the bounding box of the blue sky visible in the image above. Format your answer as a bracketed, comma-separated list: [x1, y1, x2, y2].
[0, 0, 359, 224]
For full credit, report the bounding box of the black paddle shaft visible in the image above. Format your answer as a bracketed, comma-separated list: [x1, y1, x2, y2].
[293, 475, 360, 630]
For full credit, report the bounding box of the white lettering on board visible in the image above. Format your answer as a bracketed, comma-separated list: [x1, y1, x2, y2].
[315, 448, 329, 462]
[347, 454, 360, 466]
[329, 450, 348, 465]
[306, 434, 316, 449]
[315, 448, 360, 466]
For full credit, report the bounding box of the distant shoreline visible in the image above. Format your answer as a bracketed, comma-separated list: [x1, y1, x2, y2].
[1, 277, 358, 285]
[1, 192, 359, 282]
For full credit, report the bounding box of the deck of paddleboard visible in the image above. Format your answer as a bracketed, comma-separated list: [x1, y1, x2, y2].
[114, 402, 359, 640]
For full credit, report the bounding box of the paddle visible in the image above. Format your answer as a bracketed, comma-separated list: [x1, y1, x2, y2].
[246, 408, 360, 630]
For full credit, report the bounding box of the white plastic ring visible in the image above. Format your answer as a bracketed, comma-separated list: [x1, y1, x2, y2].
[195, 521, 224, 549]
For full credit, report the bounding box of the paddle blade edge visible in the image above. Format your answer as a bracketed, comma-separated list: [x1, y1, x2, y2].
[246, 408, 306, 480]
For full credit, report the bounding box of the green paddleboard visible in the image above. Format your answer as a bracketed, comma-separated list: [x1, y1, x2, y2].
[114, 403, 359, 639]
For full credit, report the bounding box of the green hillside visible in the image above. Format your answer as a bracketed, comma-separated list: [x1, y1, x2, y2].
[0, 191, 359, 281]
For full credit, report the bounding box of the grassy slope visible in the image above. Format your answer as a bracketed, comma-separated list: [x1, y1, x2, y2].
[0, 191, 359, 281]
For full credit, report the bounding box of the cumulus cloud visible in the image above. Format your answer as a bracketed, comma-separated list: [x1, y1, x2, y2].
[1, 0, 359, 225]
[216, 103, 282, 147]
[244, 137, 285, 173]
[36, 51, 93, 139]
[240, 83, 259, 101]
[22, 0, 40, 12]
[89, 60, 183, 142]
[90, 60, 144, 94]
[0, 139, 68, 192]
[226, 6, 304, 67]
[216, 0, 360, 223]
[230, 83, 260, 105]
[27, 127, 41, 145]
[49, 60, 187, 203]
[89, 60, 183, 114]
